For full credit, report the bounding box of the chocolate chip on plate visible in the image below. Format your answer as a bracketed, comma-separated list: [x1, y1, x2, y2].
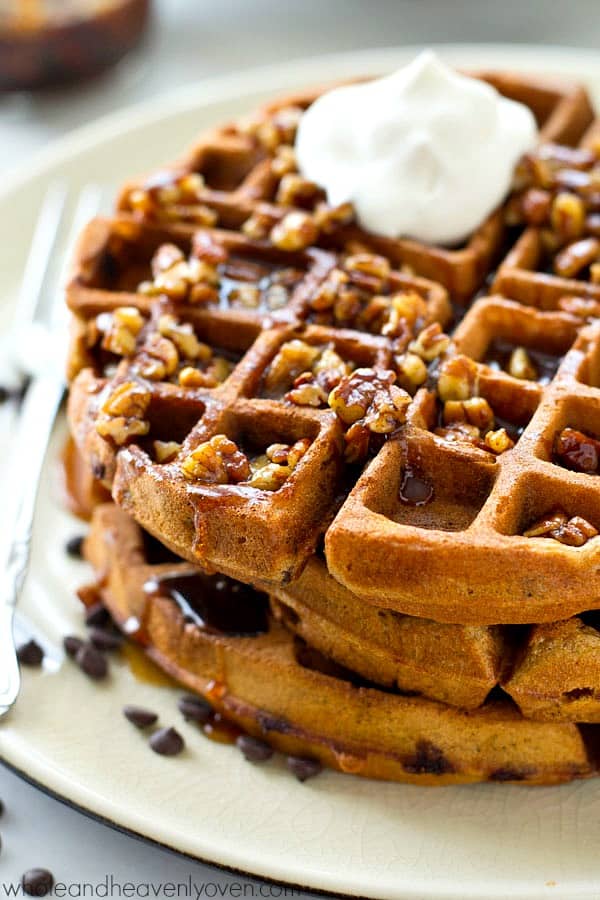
[177, 694, 212, 724]
[149, 727, 184, 756]
[0, 798, 4, 817]
[63, 635, 85, 658]
[22, 868, 54, 897]
[286, 755, 323, 782]
[84, 601, 110, 628]
[75, 643, 108, 680]
[65, 535, 85, 558]
[16, 639, 44, 667]
[236, 734, 274, 763]
[88, 626, 122, 652]
[123, 705, 158, 729]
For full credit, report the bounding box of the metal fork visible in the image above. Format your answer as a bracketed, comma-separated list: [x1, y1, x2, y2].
[0, 184, 101, 717]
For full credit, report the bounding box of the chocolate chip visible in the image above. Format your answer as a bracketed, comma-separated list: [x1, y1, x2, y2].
[22, 868, 54, 897]
[403, 740, 453, 776]
[489, 767, 533, 783]
[0, 798, 4, 817]
[92, 462, 106, 481]
[0, 386, 8, 404]
[236, 734, 274, 763]
[149, 727, 184, 756]
[63, 635, 84, 658]
[177, 694, 212, 724]
[84, 602, 110, 627]
[16, 639, 44, 667]
[88, 627, 122, 652]
[123, 705, 158, 728]
[75, 643, 108, 680]
[286, 755, 322, 782]
[65, 535, 85, 558]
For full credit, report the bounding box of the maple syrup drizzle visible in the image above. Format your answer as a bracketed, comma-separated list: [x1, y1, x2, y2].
[144, 572, 269, 637]
[484, 339, 561, 385]
[202, 713, 242, 745]
[399, 468, 434, 506]
[120, 642, 178, 688]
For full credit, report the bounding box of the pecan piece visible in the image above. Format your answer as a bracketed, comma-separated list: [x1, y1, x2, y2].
[181, 435, 251, 484]
[554, 427, 600, 474]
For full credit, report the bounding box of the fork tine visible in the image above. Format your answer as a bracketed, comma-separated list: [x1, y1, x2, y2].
[14, 182, 68, 334]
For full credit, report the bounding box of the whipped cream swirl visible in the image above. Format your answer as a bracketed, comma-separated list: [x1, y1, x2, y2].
[295, 51, 538, 246]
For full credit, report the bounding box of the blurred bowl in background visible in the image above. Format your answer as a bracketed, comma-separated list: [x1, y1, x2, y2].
[0, 0, 151, 91]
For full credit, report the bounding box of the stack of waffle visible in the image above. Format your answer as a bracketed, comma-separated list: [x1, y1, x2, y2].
[66, 69, 600, 785]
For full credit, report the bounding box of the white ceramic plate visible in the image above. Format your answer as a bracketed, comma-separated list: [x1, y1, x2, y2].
[2, 45, 600, 900]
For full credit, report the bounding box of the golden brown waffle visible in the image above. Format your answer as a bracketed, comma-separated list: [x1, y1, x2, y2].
[272, 556, 600, 723]
[81, 502, 599, 785]
[116, 72, 593, 302]
[66, 219, 451, 584]
[66, 70, 600, 626]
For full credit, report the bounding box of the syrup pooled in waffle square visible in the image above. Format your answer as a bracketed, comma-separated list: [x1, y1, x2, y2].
[79, 502, 599, 785]
[116, 72, 594, 302]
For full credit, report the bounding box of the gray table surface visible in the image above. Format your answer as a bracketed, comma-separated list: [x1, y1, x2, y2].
[1, 0, 599, 894]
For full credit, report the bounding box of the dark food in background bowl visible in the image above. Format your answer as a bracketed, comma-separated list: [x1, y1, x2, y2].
[0, 0, 151, 91]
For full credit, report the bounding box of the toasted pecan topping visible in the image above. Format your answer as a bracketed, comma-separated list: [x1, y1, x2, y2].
[125, 174, 217, 227]
[524, 508, 598, 546]
[554, 427, 600, 474]
[249, 439, 311, 490]
[181, 435, 251, 484]
[328, 368, 411, 461]
[96, 381, 151, 446]
[270, 211, 319, 251]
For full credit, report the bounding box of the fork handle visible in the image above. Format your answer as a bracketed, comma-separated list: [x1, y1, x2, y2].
[0, 369, 65, 712]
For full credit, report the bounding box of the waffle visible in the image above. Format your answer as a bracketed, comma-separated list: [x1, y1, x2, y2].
[116, 71, 593, 302]
[66, 69, 600, 626]
[273, 557, 600, 723]
[494, 120, 600, 308]
[80, 502, 599, 786]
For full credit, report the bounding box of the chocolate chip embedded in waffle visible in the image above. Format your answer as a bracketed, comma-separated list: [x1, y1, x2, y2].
[82, 503, 596, 785]
[503, 616, 600, 721]
[116, 72, 593, 303]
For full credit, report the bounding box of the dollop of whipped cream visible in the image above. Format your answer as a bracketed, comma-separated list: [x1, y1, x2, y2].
[295, 51, 538, 246]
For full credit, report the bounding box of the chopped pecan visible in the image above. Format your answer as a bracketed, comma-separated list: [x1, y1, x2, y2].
[264, 339, 321, 393]
[394, 352, 428, 394]
[443, 397, 495, 432]
[508, 347, 538, 381]
[97, 381, 151, 445]
[524, 508, 598, 546]
[100, 306, 145, 357]
[554, 427, 600, 474]
[181, 435, 250, 484]
[436, 356, 479, 402]
[408, 323, 451, 362]
[328, 368, 411, 440]
[248, 439, 310, 490]
[153, 440, 181, 463]
[554, 237, 600, 278]
[270, 211, 319, 251]
[484, 427, 515, 454]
